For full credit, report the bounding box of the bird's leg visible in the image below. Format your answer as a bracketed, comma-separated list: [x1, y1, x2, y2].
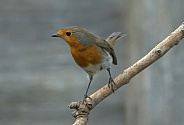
[107, 68, 116, 93]
[83, 76, 93, 106]
[83, 79, 92, 100]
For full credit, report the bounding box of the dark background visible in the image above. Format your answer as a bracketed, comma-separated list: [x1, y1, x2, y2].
[0, 0, 184, 125]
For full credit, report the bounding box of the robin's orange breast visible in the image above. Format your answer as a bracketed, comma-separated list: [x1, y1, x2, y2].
[70, 45, 102, 68]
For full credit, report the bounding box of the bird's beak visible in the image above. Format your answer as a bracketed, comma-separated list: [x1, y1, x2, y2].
[51, 33, 60, 37]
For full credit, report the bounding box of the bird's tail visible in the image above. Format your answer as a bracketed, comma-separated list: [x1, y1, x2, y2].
[106, 32, 126, 46]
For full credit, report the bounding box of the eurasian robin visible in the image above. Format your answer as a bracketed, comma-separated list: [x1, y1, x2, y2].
[51, 26, 125, 102]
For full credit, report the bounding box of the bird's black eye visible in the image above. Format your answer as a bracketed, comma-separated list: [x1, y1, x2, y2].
[66, 32, 71, 36]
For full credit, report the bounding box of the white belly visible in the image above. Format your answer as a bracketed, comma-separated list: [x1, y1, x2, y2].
[82, 51, 113, 78]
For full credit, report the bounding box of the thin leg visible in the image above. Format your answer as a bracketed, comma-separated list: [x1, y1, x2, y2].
[83, 76, 93, 107]
[83, 75, 93, 100]
[107, 68, 115, 92]
[84, 79, 92, 99]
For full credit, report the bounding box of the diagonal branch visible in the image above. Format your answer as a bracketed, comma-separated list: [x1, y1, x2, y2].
[68, 22, 184, 125]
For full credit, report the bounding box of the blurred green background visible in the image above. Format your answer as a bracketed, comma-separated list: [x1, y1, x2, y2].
[0, 0, 184, 125]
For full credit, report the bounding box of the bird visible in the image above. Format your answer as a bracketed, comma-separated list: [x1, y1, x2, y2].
[51, 26, 125, 102]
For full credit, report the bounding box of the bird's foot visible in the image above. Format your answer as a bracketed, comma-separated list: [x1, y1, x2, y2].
[82, 94, 92, 109]
[108, 77, 116, 93]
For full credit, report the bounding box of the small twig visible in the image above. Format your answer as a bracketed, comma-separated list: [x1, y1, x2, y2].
[69, 22, 184, 125]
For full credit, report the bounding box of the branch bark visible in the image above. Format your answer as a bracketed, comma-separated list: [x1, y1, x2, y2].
[68, 22, 184, 125]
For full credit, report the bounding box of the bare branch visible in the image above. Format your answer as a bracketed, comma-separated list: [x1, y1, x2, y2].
[69, 22, 184, 125]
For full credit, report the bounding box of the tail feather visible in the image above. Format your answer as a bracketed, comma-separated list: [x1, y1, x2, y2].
[106, 32, 127, 46]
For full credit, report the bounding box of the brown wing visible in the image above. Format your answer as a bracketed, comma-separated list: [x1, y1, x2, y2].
[96, 39, 117, 65]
